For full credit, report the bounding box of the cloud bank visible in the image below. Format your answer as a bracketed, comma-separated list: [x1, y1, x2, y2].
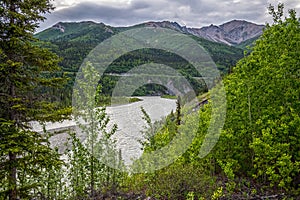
[37, 0, 300, 32]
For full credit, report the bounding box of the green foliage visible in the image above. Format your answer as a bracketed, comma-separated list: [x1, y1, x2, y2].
[127, 163, 217, 199]
[139, 105, 178, 152]
[64, 131, 124, 199]
[217, 3, 300, 190]
[175, 96, 182, 127]
[0, 125, 64, 199]
[70, 61, 125, 198]
[126, 4, 300, 198]
[161, 95, 177, 99]
[1, 1, 299, 199]
[211, 187, 224, 200]
[0, 0, 71, 199]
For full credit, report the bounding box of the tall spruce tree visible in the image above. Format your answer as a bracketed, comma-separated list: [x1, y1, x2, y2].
[0, 0, 70, 199]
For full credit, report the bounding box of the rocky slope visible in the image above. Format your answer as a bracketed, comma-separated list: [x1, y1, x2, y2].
[197, 20, 264, 45]
[140, 20, 265, 46]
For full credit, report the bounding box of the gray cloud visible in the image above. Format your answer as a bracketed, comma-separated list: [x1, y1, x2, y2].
[37, 0, 300, 32]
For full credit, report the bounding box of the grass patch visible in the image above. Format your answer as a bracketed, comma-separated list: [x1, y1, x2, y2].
[129, 97, 142, 103]
[97, 96, 142, 106]
[111, 96, 142, 105]
[161, 95, 177, 99]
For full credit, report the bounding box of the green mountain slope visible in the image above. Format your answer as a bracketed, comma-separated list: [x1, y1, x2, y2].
[36, 21, 118, 42]
[35, 21, 245, 74]
[35, 21, 248, 103]
[235, 35, 260, 50]
[36, 22, 118, 72]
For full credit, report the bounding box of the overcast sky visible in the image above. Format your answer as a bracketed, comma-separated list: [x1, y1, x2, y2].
[37, 0, 300, 32]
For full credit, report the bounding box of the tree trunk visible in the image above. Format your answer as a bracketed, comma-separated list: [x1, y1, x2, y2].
[8, 152, 17, 200]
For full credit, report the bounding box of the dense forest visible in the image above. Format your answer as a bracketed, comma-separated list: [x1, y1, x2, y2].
[0, 1, 299, 200]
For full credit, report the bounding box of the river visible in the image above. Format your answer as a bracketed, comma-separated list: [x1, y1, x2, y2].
[32, 96, 177, 165]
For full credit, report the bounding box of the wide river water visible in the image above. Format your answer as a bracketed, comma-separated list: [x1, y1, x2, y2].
[32, 96, 176, 165]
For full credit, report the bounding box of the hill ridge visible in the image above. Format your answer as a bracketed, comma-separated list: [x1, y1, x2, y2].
[37, 19, 264, 46]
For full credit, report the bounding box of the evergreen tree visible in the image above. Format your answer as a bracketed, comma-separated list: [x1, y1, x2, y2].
[175, 96, 182, 127]
[0, 0, 70, 199]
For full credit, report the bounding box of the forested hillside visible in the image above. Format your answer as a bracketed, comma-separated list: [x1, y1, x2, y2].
[1, 1, 299, 199]
[35, 21, 245, 73]
[35, 21, 246, 105]
[126, 4, 300, 199]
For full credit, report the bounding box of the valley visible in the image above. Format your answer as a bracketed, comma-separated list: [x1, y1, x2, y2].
[1, 2, 299, 199]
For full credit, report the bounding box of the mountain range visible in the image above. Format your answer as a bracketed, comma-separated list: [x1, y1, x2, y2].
[35, 21, 246, 73]
[35, 19, 265, 73]
[134, 20, 264, 46]
[37, 19, 265, 46]
[36, 20, 259, 74]
[34, 19, 265, 102]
